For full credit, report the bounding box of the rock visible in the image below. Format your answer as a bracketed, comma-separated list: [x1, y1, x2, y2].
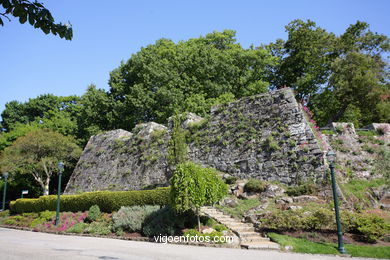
[275, 197, 293, 204]
[220, 197, 238, 207]
[287, 205, 302, 211]
[136, 122, 167, 138]
[292, 195, 319, 203]
[380, 204, 390, 211]
[202, 227, 215, 234]
[263, 184, 285, 198]
[244, 214, 258, 224]
[285, 245, 293, 251]
[65, 88, 328, 194]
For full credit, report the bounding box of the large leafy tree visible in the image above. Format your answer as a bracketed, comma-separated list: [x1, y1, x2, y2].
[170, 162, 228, 231]
[0, 129, 81, 195]
[108, 30, 276, 130]
[0, 0, 72, 40]
[267, 19, 337, 100]
[269, 20, 389, 126]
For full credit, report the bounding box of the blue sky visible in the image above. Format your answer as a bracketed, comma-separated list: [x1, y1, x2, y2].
[1, 0, 389, 117]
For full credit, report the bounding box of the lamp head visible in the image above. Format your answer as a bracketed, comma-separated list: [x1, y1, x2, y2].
[326, 150, 336, 163]
[58, 161, 64, 172]
[3, 172, 9, 179]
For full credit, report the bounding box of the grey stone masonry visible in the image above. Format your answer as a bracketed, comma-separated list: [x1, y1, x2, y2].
[65, 88, 326, 194]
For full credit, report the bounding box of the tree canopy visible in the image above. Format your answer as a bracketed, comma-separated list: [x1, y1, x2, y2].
[0, 0, 72, 40]
[268, 19, 389, 126]
[0, 129, 81, 195]
[170, 162, 228, 230]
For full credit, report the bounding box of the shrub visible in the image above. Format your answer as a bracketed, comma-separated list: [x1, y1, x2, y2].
[286, 182, 317, 196]
[85, 222, 112, 235]
[30, 210, 55, 227]
[86, 205, 101, 222]
[356, 215, 389, 243]
[224, 176, 237, 185]
[0, 210, 9, 218]
[244, 179, 267, 193]
[10, 187, 170, 214]
[142, 206, 195, 237]
[66, 222, 89, 234]
[112, 205, 160, 233]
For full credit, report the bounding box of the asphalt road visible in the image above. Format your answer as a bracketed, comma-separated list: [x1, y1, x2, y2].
[0, 227, 375, 260]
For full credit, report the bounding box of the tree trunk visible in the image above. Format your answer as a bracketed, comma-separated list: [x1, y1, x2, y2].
[43, 183, 49, 196]
[197, 208, 201, 232]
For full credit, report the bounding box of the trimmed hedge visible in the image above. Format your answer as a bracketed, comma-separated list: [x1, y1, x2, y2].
[10, 187, 170, 214]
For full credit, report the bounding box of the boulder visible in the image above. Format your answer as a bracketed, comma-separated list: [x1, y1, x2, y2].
[220, 197, 238, 207]
[292, 195, 319, 203]
[263, 184, 285, 198]
[287, 205, 302, 211]
[275, 197, 293, 204]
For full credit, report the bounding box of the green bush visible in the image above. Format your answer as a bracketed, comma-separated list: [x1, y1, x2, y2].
[224, 176, 237, 184]
[30, 210, 55, 227]
[112, 205, 160, 233]
[0, 210, 9, 218]
[86, 205, 101, 222]
[66, 222, 89, 234]
[10, 187, 170, 214]
[244, 179, 267, 193]
[142, 206, 194, 236]
[286, 182, 317, 196]
[356, 215, 389, 243]
[85, 222, 112, 235]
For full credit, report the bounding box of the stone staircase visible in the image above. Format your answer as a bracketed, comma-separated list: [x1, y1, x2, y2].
[200, 206, 280, 250]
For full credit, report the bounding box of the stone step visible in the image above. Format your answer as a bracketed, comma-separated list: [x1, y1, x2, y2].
[231, 227, 255, 232]
[237, 232, 262, 238]
[240, 236, 270, 242]
[241, 242, 280, 250]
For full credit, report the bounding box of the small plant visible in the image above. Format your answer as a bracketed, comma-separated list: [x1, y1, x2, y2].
[244, 179, 267, 193]
[85, 221, 112, 235]
[86, 205, 101, 222]
[376, 126, 389, 136]
[286, 182, 317, 196]
[362, 144, 375, 154]
[264, 136, 280, 151]
[112, 205, 160, 233]
[66, 222, 88, 234]
[151, 129, 167, 140]
[224, 176, 237, 185]
[335, 125, 344, 134]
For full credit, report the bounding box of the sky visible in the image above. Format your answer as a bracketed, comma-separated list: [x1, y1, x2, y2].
[1, 0, 389, 118]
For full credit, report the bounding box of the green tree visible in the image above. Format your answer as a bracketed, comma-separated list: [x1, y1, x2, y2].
[167, 113, 188, 169]
[170, 162, 228, 231]
[0, 129, 81, 195]
[108, 30, 276, 130]
[0, 0, 72, 40]
[267, 19, 337, 100]
[269, 20, 389, 125]
[75, 85, 116, 143]
[311, 52, 389, 126]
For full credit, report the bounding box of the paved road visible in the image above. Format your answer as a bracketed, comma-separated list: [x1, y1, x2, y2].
[0, 228, 375, 260]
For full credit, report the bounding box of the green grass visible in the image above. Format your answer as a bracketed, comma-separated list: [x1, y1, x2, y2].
[215, 198, 261, 219]
[356, 130, 378, 137]
[340, 178, 385, 202]
[268, 233, 390, 259]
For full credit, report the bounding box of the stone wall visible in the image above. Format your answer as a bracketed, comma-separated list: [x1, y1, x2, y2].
[65, 88, 326, 194]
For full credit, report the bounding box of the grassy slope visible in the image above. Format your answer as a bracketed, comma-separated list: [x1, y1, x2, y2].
[268, 233, 390, 259]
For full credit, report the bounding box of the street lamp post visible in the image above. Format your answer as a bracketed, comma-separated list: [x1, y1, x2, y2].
[2, 172, 9, 211]
[327, 150, 347, 255]
[55, 161, 64, 226]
